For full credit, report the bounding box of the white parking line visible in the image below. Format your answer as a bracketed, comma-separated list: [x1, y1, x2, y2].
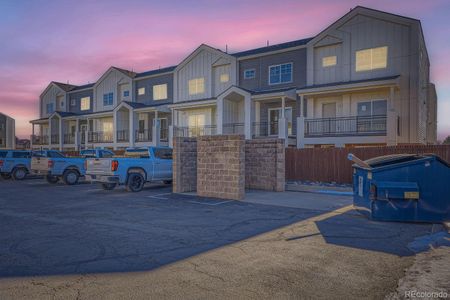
[147, 193, 171, 200]
[188, 200, 234, 206]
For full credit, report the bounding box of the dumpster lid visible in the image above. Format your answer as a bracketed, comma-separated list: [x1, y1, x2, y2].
[364, 154, 424, 168]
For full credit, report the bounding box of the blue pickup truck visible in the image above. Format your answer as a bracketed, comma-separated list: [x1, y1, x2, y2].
[85, 147, 172, 192]
[0, 150, 32, 180]
[31, 149, 115, 185]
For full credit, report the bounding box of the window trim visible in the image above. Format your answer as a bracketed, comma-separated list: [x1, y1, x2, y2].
[70, 98, 76, 106]
[355, 46, 388, 72]
[267, 106, 293, 136]
[138, 87, 146, 96]
[153, 83, 168, 101]
[188, 77, 205, 96]
[103, 92, 114, 106]
[356, 99, 388, 117]
[80, 96, 91, 111]
[243, 68, 256, 79]
[322, 55, 337, 67]
[220, 73, 230, 83]
[268, 62, 293, 85]
[123, 90, 130, 97]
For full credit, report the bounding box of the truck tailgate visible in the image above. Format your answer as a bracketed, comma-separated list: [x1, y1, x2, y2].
[86, 158, 112, 175]
[31, 157, 49, 172]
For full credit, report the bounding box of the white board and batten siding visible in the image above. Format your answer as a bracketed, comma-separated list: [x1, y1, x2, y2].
[174, 47, 237, 103]
[40, 85, 66, 118]
[94, 69, 133, 112]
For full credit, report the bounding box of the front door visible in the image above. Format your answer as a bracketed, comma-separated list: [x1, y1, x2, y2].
[322, 103, 337, 134]
[188, 114, 206, 137]
[322, 103, 336, 118]
[268, 107, 293, 136]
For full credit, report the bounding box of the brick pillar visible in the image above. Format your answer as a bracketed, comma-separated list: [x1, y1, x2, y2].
[173, 137, 197, 193]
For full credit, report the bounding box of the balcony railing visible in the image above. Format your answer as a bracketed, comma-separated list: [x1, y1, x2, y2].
[223, 123, 244, 135]
[305, 115, 387, 137]
[252, 121, 278, 137]
[51, 134, 59, 144]
[135, 129, 152, 142]
[63, 133, 75, 144]
[88, 131, 113, 143]
[174, 125, 217, 137]
[116, 130, 129, 142]
[31, 135, 49, 145]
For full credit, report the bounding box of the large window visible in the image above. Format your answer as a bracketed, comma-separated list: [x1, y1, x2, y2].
[138, 87, 145, 96]
[356, 46, 388, 72]
[269, 63, 293, 85]
[322, 56, 337, 67]
[103, 93, 113, 106]
[80, 96, 90, 111]
[357, 100, 387, 117]
[244, 69, 256, 79]
[188, 78, 205, 95]
[46, 103, 54, 114]
[268, 107, 293, 136]
[153, 84, 168, 100]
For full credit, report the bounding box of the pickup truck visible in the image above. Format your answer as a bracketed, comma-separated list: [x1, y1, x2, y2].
[31, 149, 115, 185]
[85, 147, 173, 192]
[0, 150, 32, 180]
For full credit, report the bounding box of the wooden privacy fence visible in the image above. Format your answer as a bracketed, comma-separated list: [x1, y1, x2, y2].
[285, 145, 450, 184]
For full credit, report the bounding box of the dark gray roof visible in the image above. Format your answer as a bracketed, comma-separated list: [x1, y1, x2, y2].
[71, 83, 95, 91]
[52, 81, 77, 92]
[251, 87, 296, 95]
[122, 101, 147, 109]
[297, 75, 401, 90]
[55, 111, 77, 117]
[112, 66, 137, 78]
[136, 66, 177, 78]
[232, 38, 313, 58]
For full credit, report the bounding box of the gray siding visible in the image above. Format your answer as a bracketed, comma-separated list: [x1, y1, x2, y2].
[68, 89, 94, 114]
[135, 73, 174, 105]
[0, 115, 6, 147]
[238, 48, 307, 91]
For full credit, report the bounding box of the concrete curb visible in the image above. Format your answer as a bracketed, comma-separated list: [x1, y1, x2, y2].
[286, 183, 352, 194]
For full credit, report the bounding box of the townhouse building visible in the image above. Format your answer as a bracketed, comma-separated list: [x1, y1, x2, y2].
[0, 113, 15, 149]
[30, 6, 437, 150]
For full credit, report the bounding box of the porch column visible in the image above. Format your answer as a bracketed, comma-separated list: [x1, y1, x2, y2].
[75, 119, 80, 150]
[153, 111, 160, 146]
[30, 123, 35, 148]
[169, 109, 174, 148]
[278, 96, 288, 146]
[217, 97, 224, 135]
[387, 86, 398, 146]
[297, 95, 305, 148]
[59, 118, 63, 151]
[86, 118, 91, 147]
[129, 109, 135, 147]
[113, 111, 118, 146]
[244, 94, 251, 139]
[48, 118, 52, 148]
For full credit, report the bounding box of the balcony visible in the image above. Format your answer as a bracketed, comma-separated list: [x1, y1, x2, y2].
[304, 115, 387, 137]
[116, 130, 129, 142]
[174, 125, 217, 137]
[31, 135, 49, 145]
[51, 134, 59, 144]
[135, 129, 152, 142]
[161, 126, 169, 142]
[252, 121, 278, 138]
[63, 133, 75, 144]
[223, 123, 244, 135]
[88, 131, 113, 143]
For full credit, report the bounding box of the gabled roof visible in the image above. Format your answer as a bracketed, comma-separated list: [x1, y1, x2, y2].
[52, 81, 77, 92]
[71, 83, 95, 91]
[175, 44, 235, 71]
[232, 38, 313, 58]
[136, 66, 177, 78]
[121, 101, 147, 109]
[112, 66, 137, 78]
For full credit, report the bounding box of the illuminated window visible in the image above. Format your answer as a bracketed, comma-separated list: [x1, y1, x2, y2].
[244, 69, 255, 79]
[322, 56, 337, 67]
[220, 73, 229, 83]
[138, 87, 145, 95]
[153, 84, 168, 100]
[188, 78, 205, 95]
[80, 97, 90, 111]
[356, 46, 388, 72]
[269, 63, 292, 85]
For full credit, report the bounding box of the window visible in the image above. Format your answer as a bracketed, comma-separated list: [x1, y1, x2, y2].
[12, 151, 31, 158]
[268, 107, 293, 136]
[356, 46, 388, 72]
[138, 87, 145, 96]
[138, 120, 145, 133]
[220, 73, 229, 83]
[123, 90, 130, 97]
[188, 78, 205, 95]
[103, 93, 113, 106]
[322, 56, 337, 67]
[153, 84, 168, 100]
[244, 69, 256, 79]
[154, 148, 173, 160]
[269, 63, 292, 85]
[80, 96, 90, 111]
[46, 103, 54, 114]
[357, 100, 387, 117]
[70, 99, 76, 106]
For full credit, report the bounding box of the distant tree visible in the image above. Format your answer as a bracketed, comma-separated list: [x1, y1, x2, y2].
[443, 136, 450, 145]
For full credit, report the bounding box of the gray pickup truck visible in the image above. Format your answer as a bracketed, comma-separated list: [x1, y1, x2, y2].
[85, 147, 173, 192]
[0, 150, 32, 180]
[31, 149, 114, 185]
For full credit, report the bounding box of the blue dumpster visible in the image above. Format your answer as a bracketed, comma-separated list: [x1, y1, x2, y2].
[349, 153, 450, 223]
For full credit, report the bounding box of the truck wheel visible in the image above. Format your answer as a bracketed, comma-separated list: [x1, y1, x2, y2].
[101, 183, 117, 190]
[46, 175, 59, 184]
[1, 173, 11, 180]
[126, 173, 144, 192]
[12, 167, 27, 181]
[163, 180, 173, 185]
[63, 170, 79, 185]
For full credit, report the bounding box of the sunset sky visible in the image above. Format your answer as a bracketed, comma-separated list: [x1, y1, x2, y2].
[1, 0, 449, 139]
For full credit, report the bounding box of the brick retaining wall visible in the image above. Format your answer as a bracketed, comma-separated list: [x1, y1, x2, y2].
[173, 137, 197, 193]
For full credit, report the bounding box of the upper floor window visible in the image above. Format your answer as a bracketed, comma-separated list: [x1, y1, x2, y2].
[244, 69, 256, 79]
[70, 99, 76, 106]
[138, 87, 145, 96]
[322, 56, 337, 67]
[153, 84, 168, 100]
[80, 96, 90, 111]
[103, 93, 113, 106]
[123, 90, 130, 97]
[356, 46, 388, 72]
[269, 63, 292, 85]
[220, 73, 229, 83]
[188, 78, 205, 95]
[46, 103, 54, 114]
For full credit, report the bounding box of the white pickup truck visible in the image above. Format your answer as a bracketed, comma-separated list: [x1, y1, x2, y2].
[85, 147, 173, 192]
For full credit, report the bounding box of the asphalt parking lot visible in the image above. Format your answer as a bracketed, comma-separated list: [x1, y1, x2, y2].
[0, 177, 448, 299]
